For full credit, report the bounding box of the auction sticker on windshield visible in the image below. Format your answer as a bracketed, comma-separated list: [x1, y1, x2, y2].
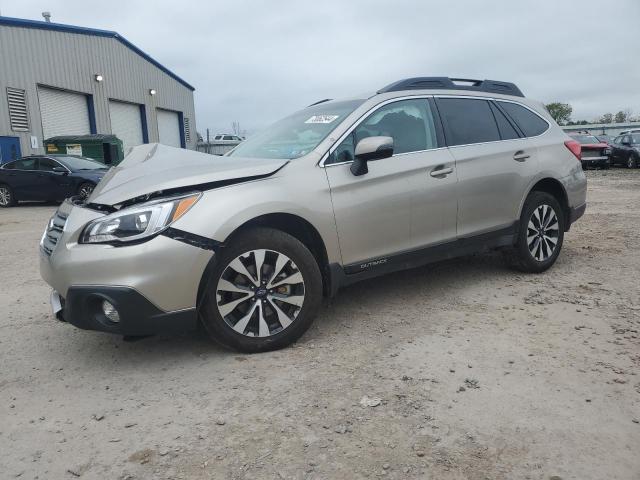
[305, 115, 339, 124]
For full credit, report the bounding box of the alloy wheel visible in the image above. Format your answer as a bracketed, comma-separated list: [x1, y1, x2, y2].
[216, 249, 305, 337]
[79, 184, 94, 199]
[0, 186, 11, 206]
[527, 204, 559, 261]
[628, 157, 635, 169]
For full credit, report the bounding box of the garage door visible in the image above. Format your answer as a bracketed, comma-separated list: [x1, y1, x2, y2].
[157, 109, 182, 148]
[38, 87, 90, 139]
[109, 101, 144, 152]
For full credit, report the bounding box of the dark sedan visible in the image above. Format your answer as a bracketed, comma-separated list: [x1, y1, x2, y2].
[610, 133, 640, 168]
[0, 155, 107, 207]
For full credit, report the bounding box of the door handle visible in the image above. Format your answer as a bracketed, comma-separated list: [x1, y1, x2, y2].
[430, 167, 453, 177]
[513, 151, 530, 161]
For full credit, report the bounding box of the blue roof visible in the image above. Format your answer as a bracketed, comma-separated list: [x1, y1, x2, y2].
[0, 16, 195, 91]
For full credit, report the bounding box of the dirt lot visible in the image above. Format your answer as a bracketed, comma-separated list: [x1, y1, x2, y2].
[1, 170, 639, 480]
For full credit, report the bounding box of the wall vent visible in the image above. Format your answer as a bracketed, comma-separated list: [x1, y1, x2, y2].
[6, 87, 29, 131]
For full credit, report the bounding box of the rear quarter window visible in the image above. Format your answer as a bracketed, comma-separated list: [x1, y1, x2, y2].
[498, 102, 549, 137]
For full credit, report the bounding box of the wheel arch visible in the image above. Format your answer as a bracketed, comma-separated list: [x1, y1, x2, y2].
[196, 213, 333, 307]
[522, 177, 570, 230]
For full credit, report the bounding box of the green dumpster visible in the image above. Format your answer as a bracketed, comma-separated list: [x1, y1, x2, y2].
[44, 134, 125, 166]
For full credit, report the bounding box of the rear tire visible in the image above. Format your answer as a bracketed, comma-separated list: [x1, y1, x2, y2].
[0, 184, 15, 207]
[509, 191, 565, 273]
[199, 227, 322, 353]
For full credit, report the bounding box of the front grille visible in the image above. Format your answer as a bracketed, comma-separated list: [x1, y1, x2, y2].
[41, 211, 68, 257]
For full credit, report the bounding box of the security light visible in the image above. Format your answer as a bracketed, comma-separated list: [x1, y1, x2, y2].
[95, 74, 103, 82]
[149, 89, 157, 95]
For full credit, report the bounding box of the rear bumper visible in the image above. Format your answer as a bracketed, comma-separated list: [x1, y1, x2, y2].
[581, 157, 608, 167]
[569, 203, 586, 226]
[52, 286, 198, 336]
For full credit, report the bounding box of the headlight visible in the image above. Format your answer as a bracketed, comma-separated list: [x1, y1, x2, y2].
[605, 147, 612, 155]
[80, 192, 200, 244]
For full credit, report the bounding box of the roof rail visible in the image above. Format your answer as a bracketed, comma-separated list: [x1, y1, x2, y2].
[377, 77, 524, 97]
[307, 98, 332, 107]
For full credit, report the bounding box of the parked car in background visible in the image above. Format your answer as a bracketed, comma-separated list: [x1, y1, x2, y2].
[0, 155, 107, 207]
[214, 134, 244, 142]
[197, 134, 245, 156]
[569, 134, 611, 169]
[610, 134, 640, 168]
[40, 77, 587, 352]
[596, 135, 613, 145]
[618, 129, 640, 136]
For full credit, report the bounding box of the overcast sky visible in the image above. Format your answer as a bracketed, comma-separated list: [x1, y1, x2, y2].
[3, 0, 639, 134]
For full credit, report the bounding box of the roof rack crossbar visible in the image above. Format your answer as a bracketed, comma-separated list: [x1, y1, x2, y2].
[377, 77, 524, 97]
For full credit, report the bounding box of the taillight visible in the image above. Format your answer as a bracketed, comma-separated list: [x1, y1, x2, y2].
[564, 140, 581, 160]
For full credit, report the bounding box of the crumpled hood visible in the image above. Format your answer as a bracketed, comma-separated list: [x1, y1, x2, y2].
[88, 143, 288, 206]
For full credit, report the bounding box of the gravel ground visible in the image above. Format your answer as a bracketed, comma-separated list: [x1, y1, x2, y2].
[1, 170, 639, 480]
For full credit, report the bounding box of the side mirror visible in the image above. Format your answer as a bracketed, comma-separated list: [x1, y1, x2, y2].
[622, 140, 631, 146]
[52, 166, 68, 174]
[350, 136, 394, 176]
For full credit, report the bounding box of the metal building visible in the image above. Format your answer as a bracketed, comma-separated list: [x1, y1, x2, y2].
[0, 16, 197, 163]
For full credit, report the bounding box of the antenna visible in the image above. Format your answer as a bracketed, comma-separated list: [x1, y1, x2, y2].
[42, 12, 52, 22]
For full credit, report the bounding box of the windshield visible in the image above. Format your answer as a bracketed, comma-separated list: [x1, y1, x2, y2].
[55, 156, 105, 170]
[572, 135, 600, 144]
[229, 99, 364, 159]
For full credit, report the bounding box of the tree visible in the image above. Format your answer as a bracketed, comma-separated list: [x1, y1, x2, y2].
[545, 102, 572, 125]
[614, 111, 628, 123]
[599, 113, 613, 124]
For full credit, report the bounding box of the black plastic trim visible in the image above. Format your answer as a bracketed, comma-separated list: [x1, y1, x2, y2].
[328, 224, 518, 292]
[162, 228, 222, 251]
[57, 286, 198, 336]
[569, 203, 586, 226]
[378, 77, 524, 97]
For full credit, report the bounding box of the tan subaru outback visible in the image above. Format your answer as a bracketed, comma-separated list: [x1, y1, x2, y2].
[40, 77, 587, 352]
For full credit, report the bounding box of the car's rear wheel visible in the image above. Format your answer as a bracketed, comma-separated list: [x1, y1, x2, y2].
[0, 184, 15, 207]
[509, 191, 565, 273]
[77, 182, 95, 199]
[200, 227, 322, 353]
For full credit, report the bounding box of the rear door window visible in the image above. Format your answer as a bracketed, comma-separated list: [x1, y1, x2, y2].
[437, 98, 500, 146]
[9, 158, 38, 170]
[497, 102, 549, 137]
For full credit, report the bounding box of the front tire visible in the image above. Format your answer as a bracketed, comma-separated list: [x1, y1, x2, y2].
[0, 184, 15, 207]
[509, 191, 565, 273]
[627, 155, 637, 169]
[200, 228, 322, 353]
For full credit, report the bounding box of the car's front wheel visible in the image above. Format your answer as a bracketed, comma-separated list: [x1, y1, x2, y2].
[0, 184, 15, 207]
[627, 155, 637, 169]
[509, 191, 565, 273]
[200, 227, 322, 353]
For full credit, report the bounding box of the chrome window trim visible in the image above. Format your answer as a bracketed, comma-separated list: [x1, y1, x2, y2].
[319, 93, 551, 167]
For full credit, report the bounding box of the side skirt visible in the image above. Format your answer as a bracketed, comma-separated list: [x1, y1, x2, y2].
[328, 224, 517, 295]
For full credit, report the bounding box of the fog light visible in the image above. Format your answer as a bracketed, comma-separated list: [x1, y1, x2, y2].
[102, 300, 120, 323]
